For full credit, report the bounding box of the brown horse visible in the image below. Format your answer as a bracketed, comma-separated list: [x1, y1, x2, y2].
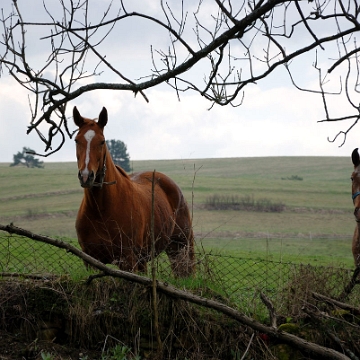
[73, 106, 195, 277]
[351, 148, 360, 268]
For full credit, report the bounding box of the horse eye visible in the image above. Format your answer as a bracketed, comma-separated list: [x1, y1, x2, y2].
[351, 177, 354, 181]
[101, 140, 105, 145]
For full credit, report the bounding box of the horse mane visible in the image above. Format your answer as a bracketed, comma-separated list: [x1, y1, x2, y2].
[105, 145, 130, 179]
[115, 164, 130, 178]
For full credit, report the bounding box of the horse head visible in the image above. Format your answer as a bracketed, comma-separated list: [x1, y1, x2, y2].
[352, 148, 360, 222]
[73, 106, 108, 188]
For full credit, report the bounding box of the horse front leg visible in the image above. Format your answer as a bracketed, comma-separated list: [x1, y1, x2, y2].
[353, 226, 360, 268]
[137, 258, 148, 274]
[117, 248, 148, 274]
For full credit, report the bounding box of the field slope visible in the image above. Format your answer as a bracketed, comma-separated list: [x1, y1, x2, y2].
[0, 156, 355, 266]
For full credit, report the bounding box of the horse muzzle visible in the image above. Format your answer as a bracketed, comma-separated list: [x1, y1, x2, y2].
[78, 170, 95, 188]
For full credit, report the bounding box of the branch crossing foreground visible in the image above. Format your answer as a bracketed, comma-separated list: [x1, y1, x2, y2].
[0, 223, 357, 359]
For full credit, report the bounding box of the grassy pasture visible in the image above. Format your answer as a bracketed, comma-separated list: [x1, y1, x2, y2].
[132, 156, 352, 209]
[0, 156, 356, 268]
[0, 158, 358, 360]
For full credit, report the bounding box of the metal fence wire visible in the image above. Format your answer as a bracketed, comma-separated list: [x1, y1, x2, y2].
[0, 232, 357, 311]
[0, 234, 83, 275]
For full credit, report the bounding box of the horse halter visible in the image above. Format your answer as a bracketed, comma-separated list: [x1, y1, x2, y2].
[92, 153, 116, 188]
[353, 191, 360, 203]
[353, 192, 360, 223]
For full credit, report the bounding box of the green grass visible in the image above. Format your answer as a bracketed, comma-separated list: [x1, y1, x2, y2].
[0, 233, 84, 275]
[199, 236, 353, 267]
[0, 156, 356, 267]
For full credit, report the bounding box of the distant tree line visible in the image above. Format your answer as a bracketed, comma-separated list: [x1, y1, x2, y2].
[10, 141, 131, 172]
[10, 147, 44, 168]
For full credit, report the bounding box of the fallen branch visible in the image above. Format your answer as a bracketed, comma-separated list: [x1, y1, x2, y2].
[326, 332, 359, 360]
[303, 305, 359, 360]
[0, 223, 351, 360]
[312, 291, 360, 316]
[260, 291, 277, 328]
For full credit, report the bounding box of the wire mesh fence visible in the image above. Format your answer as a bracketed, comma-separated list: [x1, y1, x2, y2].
[1, 230, 360, 359]
[0, 231, 357, 310]
[0, 234, 83, 275]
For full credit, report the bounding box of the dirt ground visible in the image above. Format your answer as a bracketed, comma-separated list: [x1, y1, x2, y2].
[0, 331, 102, 360]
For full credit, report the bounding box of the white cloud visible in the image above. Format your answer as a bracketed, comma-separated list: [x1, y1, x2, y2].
[1, 1, 360, 164]
[0, 78, 41, 161]
[1, 78, 359, 163]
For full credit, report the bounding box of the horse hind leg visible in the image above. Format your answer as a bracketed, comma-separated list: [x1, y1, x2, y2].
[136, 255, 148, 274]
[166, 226, 195, 277]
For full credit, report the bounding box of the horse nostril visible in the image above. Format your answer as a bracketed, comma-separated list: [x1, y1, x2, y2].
[78, 170, 95, 187]
[355, 207, 359, 216]
[78, 170, 92, 185]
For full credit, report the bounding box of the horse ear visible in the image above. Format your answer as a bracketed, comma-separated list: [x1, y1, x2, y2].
[352, 148, 360, 167]
[73, 106, 84, 127]
[97, 107, 108, 129]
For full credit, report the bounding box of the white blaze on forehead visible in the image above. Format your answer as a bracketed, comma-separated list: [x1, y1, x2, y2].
[82, 129, 95, 177]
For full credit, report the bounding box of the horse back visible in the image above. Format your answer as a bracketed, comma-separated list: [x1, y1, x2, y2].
[131, 170, 192, 233]
[130, 171, 184, 210]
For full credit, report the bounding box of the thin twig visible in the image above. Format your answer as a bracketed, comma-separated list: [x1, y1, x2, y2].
[240, 332, 255, 360]
[151, 170, 163, 353]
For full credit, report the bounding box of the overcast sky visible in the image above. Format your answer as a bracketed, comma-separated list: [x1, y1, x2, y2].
[0, 0, 359, 163]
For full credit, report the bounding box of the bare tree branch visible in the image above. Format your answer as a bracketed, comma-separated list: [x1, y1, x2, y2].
[2, 0, 360, 153]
